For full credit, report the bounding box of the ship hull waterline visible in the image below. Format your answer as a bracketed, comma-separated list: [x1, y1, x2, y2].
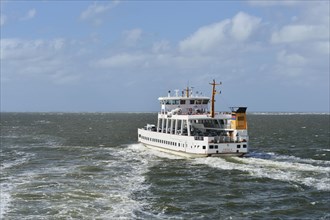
[138, 127, 248, 158]
[139, 142, 246, 158]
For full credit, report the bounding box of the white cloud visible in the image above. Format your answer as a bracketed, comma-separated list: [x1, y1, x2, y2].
[297, 1, 329, 25]
[0, 38, 67, 60]
[51, 38, 66, 50]
[179, 12, 261, 54]
[312, 41, 330, 55]
[1, 38, 80, 85]
[270, 1, 329, 46]
[94, 53, 147, 68]
[230, 12, 262, 41]
[1, 38, 43, 60]
[277, 50, 306, 67]
[271, 24, 329, 44]
[80, 1, 119, 25]
[179, 19, 230, 54]
[152, 40, 170, 53]
[269, 1, 329, 73]
[1, 8, 37, 26]
[2, 1, 329, 112]
[248, 0, 298, 7]
[80, 3, 111, 20]
[123, 28, 143, 46]
[21, 8, 36, 21]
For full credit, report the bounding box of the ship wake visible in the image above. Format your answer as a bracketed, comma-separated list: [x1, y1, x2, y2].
[194, 153, 330, 191]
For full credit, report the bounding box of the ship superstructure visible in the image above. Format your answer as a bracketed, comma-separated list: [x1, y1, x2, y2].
[138, 80, 248, 157]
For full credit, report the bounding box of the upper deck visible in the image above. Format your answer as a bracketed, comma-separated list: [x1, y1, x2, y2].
[159, 88, 211, 115]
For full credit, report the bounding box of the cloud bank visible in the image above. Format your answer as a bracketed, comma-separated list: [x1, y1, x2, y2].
[1, 1, 329, 112]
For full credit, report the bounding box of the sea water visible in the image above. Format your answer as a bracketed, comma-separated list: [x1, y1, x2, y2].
[1, 113, 329, 219]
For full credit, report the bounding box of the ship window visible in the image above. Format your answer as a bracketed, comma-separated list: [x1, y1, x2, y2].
[180, 100, 186, 104]
[210, 145, 214, 149]
[173, 100, 180, 105]
[243, 144, 247, 148]
[237, 145, 241, 148]
[202, 100, 209, 104]
[196, 100, 202, 104]
[190, 100, 195, 104]
[203, 146, 206, 149]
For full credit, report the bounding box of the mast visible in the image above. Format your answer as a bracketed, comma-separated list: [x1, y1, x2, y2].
[185, 86, 190, 97]
[209, 79, 221, 118]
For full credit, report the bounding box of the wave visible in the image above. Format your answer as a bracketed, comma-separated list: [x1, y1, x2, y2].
[0, 150, 35, 170]
[0, 181, 13, 220]
[0, 149, 37, 219]
[193, 154, 330, 191]
[246, 151, 330, 166]
[0, 144, 157, 219]
[128, 143, 183, 160]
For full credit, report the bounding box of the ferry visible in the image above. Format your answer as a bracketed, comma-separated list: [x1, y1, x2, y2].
[138, 80, 249, 158]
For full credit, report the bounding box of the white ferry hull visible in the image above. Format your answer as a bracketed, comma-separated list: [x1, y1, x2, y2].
[142, 143, 245, 158]
[138, 128, 248, 158]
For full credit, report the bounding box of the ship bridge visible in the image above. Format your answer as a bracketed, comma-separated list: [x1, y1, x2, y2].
[159, 88, 210, 115]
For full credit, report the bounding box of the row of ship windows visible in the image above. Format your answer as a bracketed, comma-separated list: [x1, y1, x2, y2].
[139, 135, 183, 147]
[162, 99, 209, 105]
[209, 144, 247, 149]
[139, 135, 207, 149]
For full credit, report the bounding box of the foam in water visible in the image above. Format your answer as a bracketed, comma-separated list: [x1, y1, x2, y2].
[89, 143, 181, 219]
[0, 150, 35, 170]
[104, 145, 151, 218]
[0, 144, 158, 219]
[0, 181, 13, 219]
[0, 149, 37, 219]
[270, 153, 330, 165]
[93, 143, 180, 219]
[128, 143, 183, 160]
[194, 155, 330, 191]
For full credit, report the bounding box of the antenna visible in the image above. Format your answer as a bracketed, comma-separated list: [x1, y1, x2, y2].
[174, 89, 179, 97]
[185, 81, 190, 97]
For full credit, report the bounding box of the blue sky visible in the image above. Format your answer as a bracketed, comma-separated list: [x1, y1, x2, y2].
[1, 0, 329, 112]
